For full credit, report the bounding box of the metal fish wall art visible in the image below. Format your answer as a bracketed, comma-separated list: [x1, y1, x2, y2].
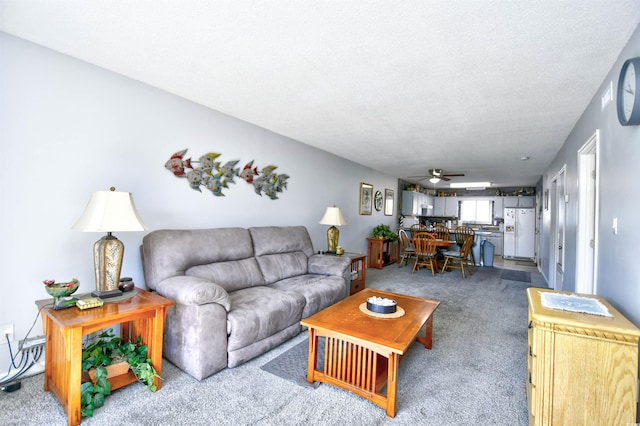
[164, 149, 289, 199]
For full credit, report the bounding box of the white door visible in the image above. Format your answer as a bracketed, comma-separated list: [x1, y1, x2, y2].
[553, 167, 567, 291]
[576, 131, 598, 294]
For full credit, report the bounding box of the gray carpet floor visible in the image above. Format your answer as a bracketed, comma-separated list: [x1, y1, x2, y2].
[0, 265, 547, 425]
[500, 269, 531, 282]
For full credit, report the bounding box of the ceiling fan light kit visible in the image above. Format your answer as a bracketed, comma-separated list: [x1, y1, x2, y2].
[409, 169, 465, 183]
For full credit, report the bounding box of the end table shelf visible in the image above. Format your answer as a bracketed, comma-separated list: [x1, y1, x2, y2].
[343, 252, 366, 294]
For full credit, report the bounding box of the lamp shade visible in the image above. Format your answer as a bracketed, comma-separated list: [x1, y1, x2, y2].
[319, 206, 347, 226]
[72, 188, 147, 232]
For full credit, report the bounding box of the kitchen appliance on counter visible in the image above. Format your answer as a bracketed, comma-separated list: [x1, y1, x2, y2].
[503, 207, 535, 260]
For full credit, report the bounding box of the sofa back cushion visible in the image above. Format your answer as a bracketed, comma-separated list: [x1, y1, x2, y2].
[142, 228, 256, 290]
[186, 258, 265, 292]
[249, 226, 315, 285]
[255, 252, 309, 285]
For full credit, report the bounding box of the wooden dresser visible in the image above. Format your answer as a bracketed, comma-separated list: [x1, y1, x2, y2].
[527, 288, 640, 425]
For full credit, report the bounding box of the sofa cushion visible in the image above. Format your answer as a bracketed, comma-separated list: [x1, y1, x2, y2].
[271, 274, 347, 318]
[186, 257, 265, 292]
[142, 228, 254, 290]
[255, 252, 308, 285]
[226, 286, 306, 351]
[249, 226, 315, 257]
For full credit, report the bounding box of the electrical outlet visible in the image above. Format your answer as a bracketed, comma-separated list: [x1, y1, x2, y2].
[0, 324, 14, 345]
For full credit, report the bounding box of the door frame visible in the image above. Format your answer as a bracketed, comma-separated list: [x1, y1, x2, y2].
[551, 165, 567, 291]
[576, 130, 599, 294]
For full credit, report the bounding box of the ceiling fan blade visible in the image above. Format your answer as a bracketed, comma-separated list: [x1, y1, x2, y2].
[442, 173, 465, 177]
[441, 176, 451, 181]
[408, 175, 429, 179]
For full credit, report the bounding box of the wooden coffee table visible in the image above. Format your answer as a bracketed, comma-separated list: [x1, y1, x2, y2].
[300, 288, 440, 417]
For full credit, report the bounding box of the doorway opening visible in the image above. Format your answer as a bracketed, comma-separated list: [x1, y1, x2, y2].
[576, 131, 599, 294]
[551, 166, 566, 291]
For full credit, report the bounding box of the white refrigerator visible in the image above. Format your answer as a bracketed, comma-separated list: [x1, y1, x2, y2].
[503, 207, 535, 260]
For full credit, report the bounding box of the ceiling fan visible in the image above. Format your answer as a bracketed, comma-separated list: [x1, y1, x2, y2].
[409, 169, 465, 182]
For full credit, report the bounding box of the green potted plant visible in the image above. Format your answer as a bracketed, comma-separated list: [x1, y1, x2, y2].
[81, 329, 161, 417]
[372, 224, 398, 241]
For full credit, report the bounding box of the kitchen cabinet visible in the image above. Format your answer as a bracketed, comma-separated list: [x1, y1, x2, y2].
[432, 197, 445, 216]
[503, 196, 535, 208]
[518, 196, 535, 207]
[527, 288, 639, 425]
[430, 197, 456, 217]
[503, 196, 519, 207]
[402, 191, 419, 215]
[402, 191, 433, 216]
[493, 197, 503, 217]
[483, 233, 503, 256]
[444, 197, 459, 217]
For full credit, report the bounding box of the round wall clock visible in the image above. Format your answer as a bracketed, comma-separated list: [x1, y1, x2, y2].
[617, 57, 640, 126]
[374, 191, 383, 211]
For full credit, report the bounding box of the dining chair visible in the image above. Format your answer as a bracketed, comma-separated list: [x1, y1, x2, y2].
[409, 223, 428, 236]
[441, 234, 474, 278]
[398, 229, 415, 267]
[433, 224, 451, 241]
[411, 233, 438, 276]
[453, 226, 477, 266]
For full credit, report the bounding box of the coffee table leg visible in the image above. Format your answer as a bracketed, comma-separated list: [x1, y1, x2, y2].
[306, 328, 318, 383]
[416, 315, 434, 349]
[386, 353, 399, 417]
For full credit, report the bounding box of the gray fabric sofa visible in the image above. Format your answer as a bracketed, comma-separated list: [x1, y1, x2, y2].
[141, 226, 351, 380]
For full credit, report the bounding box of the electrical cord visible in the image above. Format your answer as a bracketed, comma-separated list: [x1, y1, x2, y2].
[1, 303, 52, 387]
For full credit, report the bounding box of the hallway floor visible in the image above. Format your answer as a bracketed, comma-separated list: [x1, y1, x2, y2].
[491, 256, 539, 272]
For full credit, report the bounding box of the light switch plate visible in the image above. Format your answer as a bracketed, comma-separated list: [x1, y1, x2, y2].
[601, 81, 613, 111]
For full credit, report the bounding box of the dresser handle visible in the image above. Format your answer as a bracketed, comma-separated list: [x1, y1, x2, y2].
[528, 321, 532, 329]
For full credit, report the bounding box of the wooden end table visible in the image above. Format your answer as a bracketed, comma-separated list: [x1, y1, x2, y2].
[37, 288, 174, 425]
[343, 252, 366, 294]
[300, 288, 440, 417]
[367, 238, 398, 269]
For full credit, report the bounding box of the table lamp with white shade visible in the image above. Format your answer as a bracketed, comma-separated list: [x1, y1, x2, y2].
[72, 187, 147, 298]
[319, 206, 347, 254]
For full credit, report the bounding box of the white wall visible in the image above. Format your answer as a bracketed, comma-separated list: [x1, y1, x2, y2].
[539, 25, 640, 325]
[0, 33, 398, 373]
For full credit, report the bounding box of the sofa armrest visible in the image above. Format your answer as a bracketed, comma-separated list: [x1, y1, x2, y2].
[155, 276, 231, 312]
[308, 254, 351, 277]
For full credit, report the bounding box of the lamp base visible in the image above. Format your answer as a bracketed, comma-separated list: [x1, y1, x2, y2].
[91, 289, 123, 299]
[93, 233, 125, 297]
[327, 225, 339, 253]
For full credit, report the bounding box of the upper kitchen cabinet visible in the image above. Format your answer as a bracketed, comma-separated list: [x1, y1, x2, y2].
[431, 196, 458, 217]
[444, 196, 459, 217]
[493, 197, 503, 216]
[518, 196, 535, 207]
[433, 197, 446, 216]
[503, 196, 535, 208]
[402, 191, 433, 215]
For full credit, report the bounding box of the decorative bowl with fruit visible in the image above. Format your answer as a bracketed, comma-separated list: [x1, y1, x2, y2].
[43, 279, 79, 303]
[366, 296, 397, 314]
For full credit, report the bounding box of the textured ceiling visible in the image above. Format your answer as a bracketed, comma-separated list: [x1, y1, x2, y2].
[2, 1, 639, 188]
